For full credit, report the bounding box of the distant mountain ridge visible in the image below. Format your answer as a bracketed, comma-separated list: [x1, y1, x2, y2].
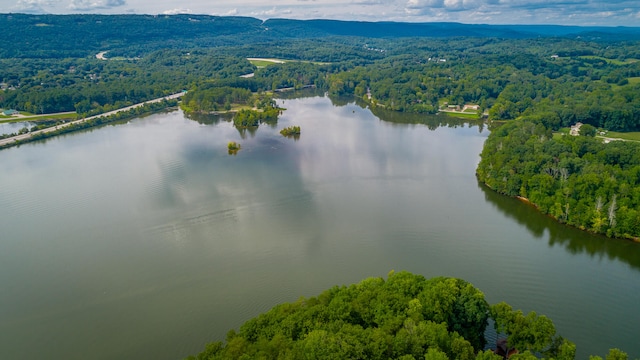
[1, 13, 639, 57]
[263, 18, 640, 39]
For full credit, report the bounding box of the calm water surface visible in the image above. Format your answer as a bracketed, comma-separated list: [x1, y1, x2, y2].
[1, 95, 639, 359]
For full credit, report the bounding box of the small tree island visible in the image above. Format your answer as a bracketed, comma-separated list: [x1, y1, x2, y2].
[227, 141, 241, 155]
[280, 125, 301, 137]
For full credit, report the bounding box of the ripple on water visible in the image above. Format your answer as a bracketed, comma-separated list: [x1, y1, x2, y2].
[144, 208, 239, 239]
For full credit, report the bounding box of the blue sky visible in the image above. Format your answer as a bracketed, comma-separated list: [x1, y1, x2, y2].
[2, 0, 639, 26]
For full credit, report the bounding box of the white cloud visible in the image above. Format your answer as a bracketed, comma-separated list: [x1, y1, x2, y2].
[210, 8, 239, 16]
[250, 6, 278, 17]
[351, 0, 395, 5]
[225, 8, 238, 15]
[162, 7, 191, 14]
[1, 0, 639, 25]
[14, 0, 55, 13]
[69, 0, 126, 11]
[406, 0, 444, 8]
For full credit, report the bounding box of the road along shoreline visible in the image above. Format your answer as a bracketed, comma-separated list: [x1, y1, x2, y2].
[0, 92, 184, 149]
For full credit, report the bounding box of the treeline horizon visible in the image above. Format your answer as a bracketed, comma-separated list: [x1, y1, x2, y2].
[2, 13, 640, 58]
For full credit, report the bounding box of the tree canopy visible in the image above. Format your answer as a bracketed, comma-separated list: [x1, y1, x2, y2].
[184, 271, 619, 360]
[476, 119, 640, 239]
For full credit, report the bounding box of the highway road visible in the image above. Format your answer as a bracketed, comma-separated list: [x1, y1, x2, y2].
[0, 92, 184, 148]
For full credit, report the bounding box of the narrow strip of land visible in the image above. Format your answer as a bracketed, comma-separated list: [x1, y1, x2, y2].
[0, 92, 184, 148]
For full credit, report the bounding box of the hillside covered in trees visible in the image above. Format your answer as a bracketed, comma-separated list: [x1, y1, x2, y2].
[185, 271, 627, 360]
[2, 14, 639, 58]
[476, 119, 640, 239]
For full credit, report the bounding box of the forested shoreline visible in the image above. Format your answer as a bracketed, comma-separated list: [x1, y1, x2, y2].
[476, 119, 640, 240]
[186, 271, 627, 360]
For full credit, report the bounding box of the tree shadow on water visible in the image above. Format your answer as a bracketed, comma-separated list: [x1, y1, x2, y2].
[478, 181, 640, 272]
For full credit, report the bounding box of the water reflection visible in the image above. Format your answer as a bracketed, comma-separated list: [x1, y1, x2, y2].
[274, 87, 326, 100]
[3, 94, 640, 360]
[184, 108, 280, 139]
[0, 121, 36, 136]
[478, 181, 640, 272]
[372, 107, 486, 133]
[183, 111, 232, 126]
[185, 91, 487, 135]
[153, 114, 324, 256]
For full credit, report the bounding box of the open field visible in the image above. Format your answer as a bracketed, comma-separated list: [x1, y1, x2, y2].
[603, 131, 640, 142]
[628, 77, 640, 85]
[441, 111, 480, 119]
[554, 128, 640, 142]
[247, 58, 286, 67]
[578, 55, 639, 65]
[247, 58, 330, 67]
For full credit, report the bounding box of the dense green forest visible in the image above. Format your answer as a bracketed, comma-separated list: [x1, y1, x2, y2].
[2, 14, 639, 58]
[3, 15, 639, 130]
[0, 51, 253, 115]
[324, 40, 640, 130]
[476, 119, 640, 239]
[185, 271, 628, 360]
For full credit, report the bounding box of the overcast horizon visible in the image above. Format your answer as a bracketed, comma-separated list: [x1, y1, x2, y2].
[1, 0, 639, 27]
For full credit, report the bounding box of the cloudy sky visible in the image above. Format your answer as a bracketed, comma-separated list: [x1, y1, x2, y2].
[2, 0, 639, 26]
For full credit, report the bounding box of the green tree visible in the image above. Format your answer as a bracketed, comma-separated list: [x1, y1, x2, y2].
[491, 302, 558, 354]
[580, 124, 597, 137]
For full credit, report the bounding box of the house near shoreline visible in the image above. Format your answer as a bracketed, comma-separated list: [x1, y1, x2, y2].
[2, 109, 18, 116]
[442, 103, 480, 112]
[570, 122, 583, 136]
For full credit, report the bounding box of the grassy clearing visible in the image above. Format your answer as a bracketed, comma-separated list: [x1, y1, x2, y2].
[553, 128, 640, 142]
[442, 111, 479, 119]
[248, 58, 329, 67]
[251, 60, 276, 67]
[603, 131, 640, 141]
[579, 56, 639, 65]
[628, 77, 640, 85]
[248, 58, 286, 67]
[0, 112, 76, 124]
[552, 128, 570, 140]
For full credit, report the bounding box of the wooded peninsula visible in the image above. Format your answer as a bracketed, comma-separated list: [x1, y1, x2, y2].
[185, 271, 627, 360]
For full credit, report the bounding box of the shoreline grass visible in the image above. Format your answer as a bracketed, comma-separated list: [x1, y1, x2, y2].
[441, 111, 480, 119]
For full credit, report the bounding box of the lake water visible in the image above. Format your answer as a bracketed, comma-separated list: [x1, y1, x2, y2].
[0, 121, 35, 135]
[1, 95, 639, 360]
